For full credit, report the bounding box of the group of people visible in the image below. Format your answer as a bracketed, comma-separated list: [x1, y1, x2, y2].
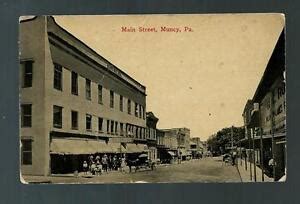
[82, 154, 127, 175]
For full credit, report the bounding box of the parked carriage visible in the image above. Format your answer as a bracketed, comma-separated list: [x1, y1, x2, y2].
[127, 154, 156, 172]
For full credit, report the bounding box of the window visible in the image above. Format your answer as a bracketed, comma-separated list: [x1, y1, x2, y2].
[139, 104, 142, 118]
[53, 105, 62, 128]
[71, 111, 78, 130]
[86, 114, 92, 131]
[22, 61, 33, 88]
[142, 106, 145, 119]
[110, 91, 114, 108]
[110, 120, 114, 134]
[115, 121, 118, 135]
[98, 85, 103, 104]
[54, 63, 62, 91]
[119, 95, 123, 111]
[120, 123, 124, 136]
[135, 103, 139, 117]
[277, 104, 283, 115]
[98, 117, 103, 132]
[21, 104, 32, 127]
[135, 127, 138, 138]
[107, 120, 110, 133]
[278, 85, 285, 99]
[86, 79, 91, 100]
[21, 139, 32, 165]
[127, 99, 131, 114]
[71, 71, 78, 95]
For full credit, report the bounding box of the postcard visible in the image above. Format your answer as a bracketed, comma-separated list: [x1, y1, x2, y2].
[19, 14, 285, 183]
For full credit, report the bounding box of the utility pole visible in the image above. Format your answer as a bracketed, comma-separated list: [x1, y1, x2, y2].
[270, 91, 276, 181]
[251, 128, 257, 182]
[248, 129, 252, 181]
[231, 126, 234, 149]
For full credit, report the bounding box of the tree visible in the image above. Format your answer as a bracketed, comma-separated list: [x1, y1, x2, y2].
[207, 126, 245, 156]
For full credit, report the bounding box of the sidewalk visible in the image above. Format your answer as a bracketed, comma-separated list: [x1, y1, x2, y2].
[236, 158, 273, 182]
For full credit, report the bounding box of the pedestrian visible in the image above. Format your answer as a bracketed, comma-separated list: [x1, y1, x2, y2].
[120, 156, 126, 173]
[95, 160, 102, 176]
[95, 155, 100, 163]
[108, 155, 112, 171]
[88, 155, 94, 173]
[82, 160, 88, 175]
[268, 158, 274, 173]
[90, 161, 96, 175]
[102, 154, 108, 173]
[232, 151, 237, 166]
[112, 155, 118, 170]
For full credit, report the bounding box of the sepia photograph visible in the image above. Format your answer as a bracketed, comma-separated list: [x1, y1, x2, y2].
[19, 14, 286, 184]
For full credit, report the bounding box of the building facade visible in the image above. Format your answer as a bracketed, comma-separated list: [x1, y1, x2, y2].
[20, 16, 147, 176]
[146, 112, 158, 161]
[190, 137, 203, 158]
[160, 128, 191, 160]
[240, 29, 286, 181]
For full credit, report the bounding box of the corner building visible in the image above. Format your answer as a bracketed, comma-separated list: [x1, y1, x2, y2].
[19, 16, 147, 176]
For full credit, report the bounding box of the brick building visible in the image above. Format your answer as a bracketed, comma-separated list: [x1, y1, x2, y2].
[19, 16, 147, 176]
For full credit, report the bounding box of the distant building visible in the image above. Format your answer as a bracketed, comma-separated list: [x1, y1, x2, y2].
[190, 137, 203, 158]
[160, 128, 191, 160]
[146, 112, 158, 161]
[20, 16, 147, 176]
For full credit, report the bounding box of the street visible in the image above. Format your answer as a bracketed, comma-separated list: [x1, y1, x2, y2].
[23, 157, 241, 184]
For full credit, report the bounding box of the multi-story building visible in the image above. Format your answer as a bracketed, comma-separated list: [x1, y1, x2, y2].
[19, 16, 147, 176]
[190, 137, 203, 158]
[146, 112, 158, 161]
[160, 128, 191, 160]
[241, 29, 286, 181]
[156, 129, 169, 162]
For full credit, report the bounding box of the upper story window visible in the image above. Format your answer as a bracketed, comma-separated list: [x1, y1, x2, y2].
[127, 99, 131, 114]
[98, 117, 103, 132]
[115, 121, 118, 135]
[110, 91, 114, 108]
[71, 71, 78, 95]
[86, 79, 91, 100]
[135, 103, 139, 117]
[21, 104, 32, 127]
[142, 106, 145, 120]
[120, 123, 124, 136]
[139, 104, 142, 118]
[119, 95, 123, 112]
[110, 120, 114, 134]
[278, 85, 285, 100]
[21, 60, 33, 88]
[54, 63, 63, 91]
[21, 139, 32, 165]
[86, 114, 92, 131]
[107, 120, 110, 133]
[53, 105, 62, 128]
[71, 110, 78, 130]
[98, 85, 103, 104]
[277, 104, 283, 115]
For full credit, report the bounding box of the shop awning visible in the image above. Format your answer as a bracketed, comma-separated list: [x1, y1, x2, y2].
[109, 143, 126, 153]
[126, 144, 147, 153]
[167, 151, 176, 156]
[50, 139, 112, 155]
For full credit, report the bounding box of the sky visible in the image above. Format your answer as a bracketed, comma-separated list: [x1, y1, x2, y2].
[53, 14, 284, 141]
